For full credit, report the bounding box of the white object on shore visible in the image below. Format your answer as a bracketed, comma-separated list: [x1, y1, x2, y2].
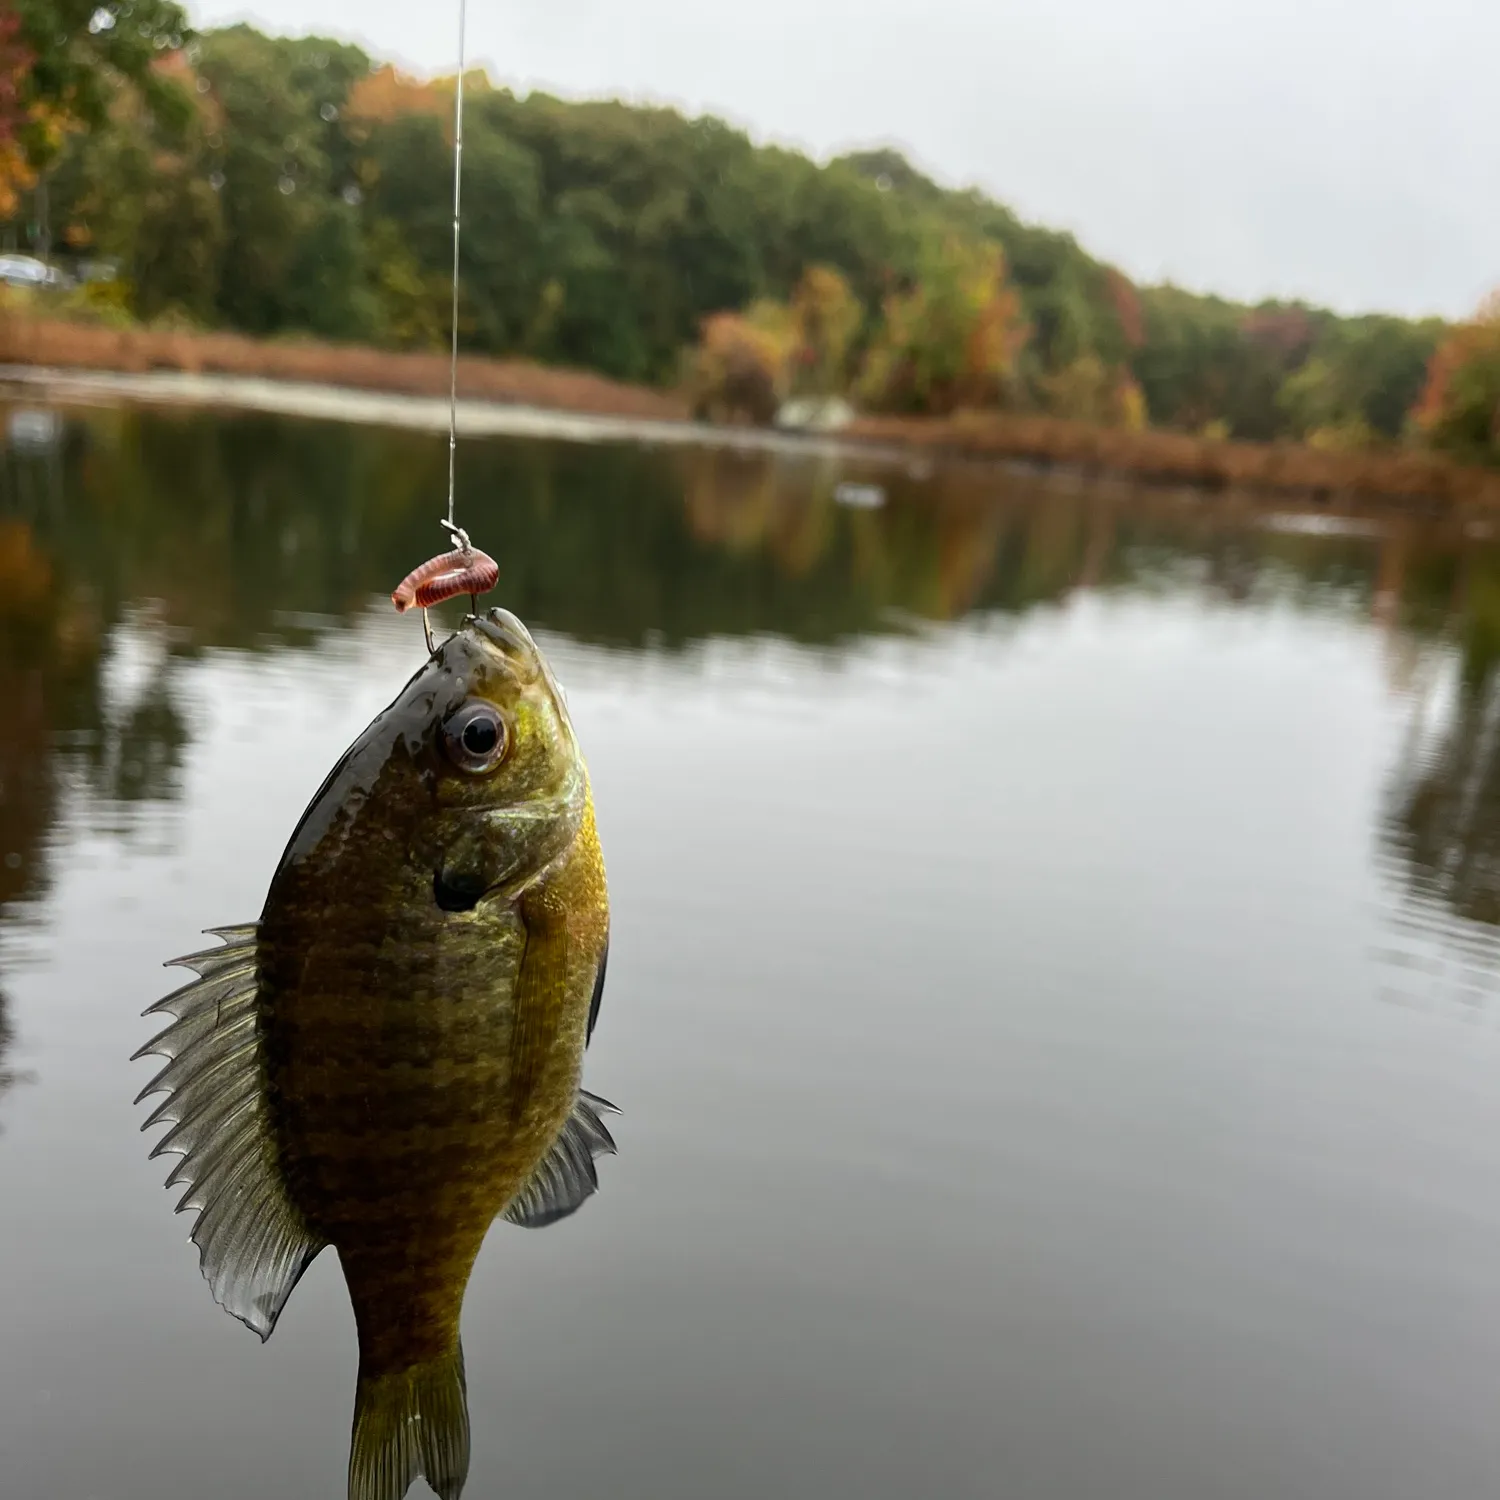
[776, 396, 855, 432]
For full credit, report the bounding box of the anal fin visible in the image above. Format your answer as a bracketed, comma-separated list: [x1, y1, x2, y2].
[135, 925, 326, 1339]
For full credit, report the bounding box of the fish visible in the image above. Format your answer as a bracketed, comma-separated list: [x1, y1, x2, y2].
[133, 608, 615, 1500]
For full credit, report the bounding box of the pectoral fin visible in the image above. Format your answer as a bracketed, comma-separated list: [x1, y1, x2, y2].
[134, 925, 326, 1340]
[508, 890, 569, 1115]
[501, 1091, 619, 1229]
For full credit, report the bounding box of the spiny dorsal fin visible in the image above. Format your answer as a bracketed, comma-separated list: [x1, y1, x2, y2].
[134, 924, 325, 1340]
[501, 1090, 619, 1230]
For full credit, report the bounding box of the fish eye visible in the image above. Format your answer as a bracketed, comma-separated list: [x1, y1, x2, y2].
[443, 701, 508, 774]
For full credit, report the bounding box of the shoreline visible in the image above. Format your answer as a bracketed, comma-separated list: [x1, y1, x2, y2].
[0, 364, 886, 461]
[1, 313, 1497, 512]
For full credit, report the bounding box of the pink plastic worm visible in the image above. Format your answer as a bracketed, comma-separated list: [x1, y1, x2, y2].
[391, 548, 500, 612]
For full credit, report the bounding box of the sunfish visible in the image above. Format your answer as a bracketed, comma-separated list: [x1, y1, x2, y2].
[135, 609, 614, 1500]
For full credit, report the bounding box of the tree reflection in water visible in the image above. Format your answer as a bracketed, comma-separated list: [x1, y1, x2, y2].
[1373, 542, 1500, 1012]
[1385, 547, 1500, 896]
[4, 392, 1500, 1062]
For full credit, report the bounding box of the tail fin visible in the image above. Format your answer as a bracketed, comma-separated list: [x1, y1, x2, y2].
[349, 1344, 471, 1500]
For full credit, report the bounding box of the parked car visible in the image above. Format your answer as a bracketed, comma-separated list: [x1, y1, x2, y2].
[0, 255, 66, 288]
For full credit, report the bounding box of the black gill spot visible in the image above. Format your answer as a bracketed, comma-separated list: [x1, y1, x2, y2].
[433, 868, 486, 913]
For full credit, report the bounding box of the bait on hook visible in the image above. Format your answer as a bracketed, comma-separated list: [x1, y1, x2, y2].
[391, 543, 501, 650]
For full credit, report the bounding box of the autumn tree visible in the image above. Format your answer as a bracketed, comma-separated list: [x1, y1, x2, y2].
[1413, 295, 1500, 464]
[1041, 354, 1147, 429]
[345, 63, 458, 130]
[687, 303, 797, 424]
[1104, 268, 1144, 350]
[21, 15, 1456, 448]
[789, 265, 861, 396]
[858, 237, 1028, 414]
[0, 14, 33, 218]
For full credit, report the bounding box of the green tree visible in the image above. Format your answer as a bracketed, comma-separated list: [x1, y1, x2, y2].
[48, 72, 223, 318]
[1279, 316, 1443, 443]
[13, 0, 193, 166]
[192, 27, 373, 336]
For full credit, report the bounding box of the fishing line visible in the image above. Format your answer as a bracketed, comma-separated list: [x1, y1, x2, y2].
[391, 0, 499, 645]
[443, 0, 467, 547]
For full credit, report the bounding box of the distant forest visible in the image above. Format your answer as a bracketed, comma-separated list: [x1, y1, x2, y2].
[3, 2, 1499, 461]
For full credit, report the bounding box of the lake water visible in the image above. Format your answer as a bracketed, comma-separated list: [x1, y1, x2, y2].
[4, 397, 1500, 1500]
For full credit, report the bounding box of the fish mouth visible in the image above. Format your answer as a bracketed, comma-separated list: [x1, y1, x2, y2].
[433, 869, 489, 913]
[470, 609, 538, 665]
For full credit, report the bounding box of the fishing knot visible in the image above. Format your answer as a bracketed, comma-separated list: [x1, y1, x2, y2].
[440, 519, 473, 557]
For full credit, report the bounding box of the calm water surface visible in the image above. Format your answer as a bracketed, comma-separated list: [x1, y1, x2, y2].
[3, 399, 1500, 1499]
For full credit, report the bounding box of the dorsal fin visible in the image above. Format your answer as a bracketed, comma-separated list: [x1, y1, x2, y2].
[501, 1090, 618, 1229]
[134, 925, 325, 1340]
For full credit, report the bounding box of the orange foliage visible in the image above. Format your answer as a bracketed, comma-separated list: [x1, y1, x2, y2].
[688, 308, 793, 424]
[149, 48, 195, 84]
[347, 65, 448, 125]
[0, 519, 52, 617]
[0, 13, 26, 139]
[966, 271, 1027, 387]
[346, 64, 488, 133]
[1414, 292, 1500, 441]
[0, 13, 35, 220]
[1104, 268, 1144, 350]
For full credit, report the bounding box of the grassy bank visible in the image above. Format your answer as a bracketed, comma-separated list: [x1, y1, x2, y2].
[845, 412, 1500, 510]
[4, 310, 1499, 511]
[0, 311, 688, 423]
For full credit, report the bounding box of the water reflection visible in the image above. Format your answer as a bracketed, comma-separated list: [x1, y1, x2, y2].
[1387, 673, 1500, 929]
[0, 419, 201, 1117]
[0, 409, 1496, 817]
[11, 396, 1500, 1495]
[2, 401, 1499, 830]
[0, 505, 101, 1113]
[2, 398, 1438, 652]
[0, 990, 15, 1115]
[3, 398, 1500, 1031]
[1373, 548, 1500, 1011]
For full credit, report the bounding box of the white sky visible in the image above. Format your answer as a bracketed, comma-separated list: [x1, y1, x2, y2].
[188, 0, 1498, 321]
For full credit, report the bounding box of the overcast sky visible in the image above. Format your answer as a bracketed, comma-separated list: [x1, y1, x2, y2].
[190, 0, 1496, 320]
